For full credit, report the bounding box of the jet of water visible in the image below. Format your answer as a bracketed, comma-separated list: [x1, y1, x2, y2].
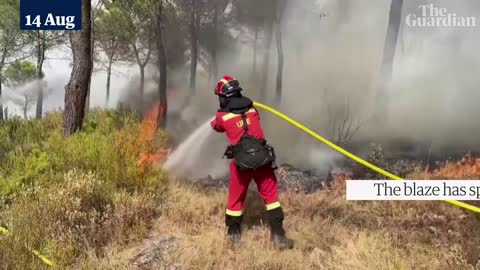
[163, 119, 215, 176]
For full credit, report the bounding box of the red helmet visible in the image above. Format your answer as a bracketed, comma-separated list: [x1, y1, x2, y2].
[214, 75, 243, 97]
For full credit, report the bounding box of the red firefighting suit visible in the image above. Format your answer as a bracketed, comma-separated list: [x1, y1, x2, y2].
[211, 105, 285, 239]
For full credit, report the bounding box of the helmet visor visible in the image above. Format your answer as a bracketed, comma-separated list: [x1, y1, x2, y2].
[222, 80, 240, 95]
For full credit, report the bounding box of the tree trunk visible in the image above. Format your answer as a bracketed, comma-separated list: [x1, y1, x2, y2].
[35, 78, 43, 118]
[64, 0, 93, 136]
[374, 0, 403, 118]
[252, 26, 258, 83]
[132, 43, 151, 113]
[211, 3, 219, 82]
[139, 65, 145, 102]
[189, 2, 198, 93]
[106, 60, 112, 106]
[23, 98, 28, 119]
[136, 64, 145, 114]
[156, 0, 168, 129]
[0, 50, 5, 121]
[274, 22, 284, 105]
[260, 21, 273, 102]
[85, 85, 90, 114]
[35, 79, 43, 118]
[336, 0, 351, 27]
[35, 31, 46, 119]
[381, 0, 403, 84]
[86, 9, 95, 114]
[0, 74, 3, 122]
[274, 0, 286, 105]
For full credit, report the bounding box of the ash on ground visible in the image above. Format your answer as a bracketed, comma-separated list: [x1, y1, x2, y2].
[190, 164, 337, 193]
[189, 159, 426, 193]
[188, 143, 478, 192]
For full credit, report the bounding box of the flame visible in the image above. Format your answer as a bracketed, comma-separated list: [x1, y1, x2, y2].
[137, 103, 170, 170]
[332, 171, 353, 188]
[139, 103, 162, 141]
[426, 153, 480, 179]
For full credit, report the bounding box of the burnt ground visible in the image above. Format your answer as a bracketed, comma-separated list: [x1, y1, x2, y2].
[190, 144, 480, 194]
[190, 164, 327, 194]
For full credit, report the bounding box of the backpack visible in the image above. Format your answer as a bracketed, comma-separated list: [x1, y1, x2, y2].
[228, 112, 277, 171]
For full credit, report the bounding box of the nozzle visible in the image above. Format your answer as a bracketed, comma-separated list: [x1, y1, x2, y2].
[271, 161, 278, 170]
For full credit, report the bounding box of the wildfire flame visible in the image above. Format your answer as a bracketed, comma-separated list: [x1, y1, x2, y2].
[137, 103, 170, 170]
[426, 153, 480, 179]
[332, 171, 353, 189]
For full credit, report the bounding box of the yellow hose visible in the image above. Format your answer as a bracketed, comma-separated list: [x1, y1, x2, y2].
[0, 226, 55, 267]
[253, 101, 480, 214]
[0, 226, 10, 236]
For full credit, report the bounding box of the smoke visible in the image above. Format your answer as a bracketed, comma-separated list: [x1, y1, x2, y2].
[2, 79, 48, 118]
[367, 0, 480, 152]
[164, 0, 480, 179]
[25, 0, 480, 178]
[260, 0, 480, 167]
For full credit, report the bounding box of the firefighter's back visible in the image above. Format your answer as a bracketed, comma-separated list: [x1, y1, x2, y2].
[216, 107, 265, 145]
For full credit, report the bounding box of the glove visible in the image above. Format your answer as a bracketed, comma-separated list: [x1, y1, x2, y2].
[223, 145, 234, 159]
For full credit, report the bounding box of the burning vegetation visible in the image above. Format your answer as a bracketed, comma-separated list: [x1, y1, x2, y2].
[137, 103, 170, 172]
[415, 153, 480, 180]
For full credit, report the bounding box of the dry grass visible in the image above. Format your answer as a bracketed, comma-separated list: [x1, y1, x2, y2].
[85, 181, 480, 270]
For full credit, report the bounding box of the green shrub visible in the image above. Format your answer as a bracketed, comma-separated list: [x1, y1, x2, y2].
[0, 110, 169, 269]
[0, 110, 168, 196]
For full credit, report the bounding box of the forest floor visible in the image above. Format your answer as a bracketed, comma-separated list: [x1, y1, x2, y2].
[83, 173, 480, 270]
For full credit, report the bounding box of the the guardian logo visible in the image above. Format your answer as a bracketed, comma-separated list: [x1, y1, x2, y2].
[405, 4, 477, 27]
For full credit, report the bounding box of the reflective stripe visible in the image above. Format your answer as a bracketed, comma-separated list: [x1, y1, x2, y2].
[222, 113, 237, 121]
[218, 79, 229, 95]
[226, 209, 243, 216]
[220, 79, 229, 85]
[221, 108, 256, 121]
[266, 201, 281, 210]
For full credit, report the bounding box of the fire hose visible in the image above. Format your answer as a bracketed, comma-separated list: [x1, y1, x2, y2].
[0, 226, 54, 266]
[253, 101, 480, 214]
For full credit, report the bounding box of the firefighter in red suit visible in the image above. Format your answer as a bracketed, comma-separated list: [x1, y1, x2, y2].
[210, 75, 293, 249]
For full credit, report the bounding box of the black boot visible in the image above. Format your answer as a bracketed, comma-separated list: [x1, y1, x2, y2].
[267, 207, 293, 250]
[226, 214, 242, 243]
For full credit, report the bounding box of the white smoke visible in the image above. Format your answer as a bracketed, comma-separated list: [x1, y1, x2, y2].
[28, 0, 480, 178]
